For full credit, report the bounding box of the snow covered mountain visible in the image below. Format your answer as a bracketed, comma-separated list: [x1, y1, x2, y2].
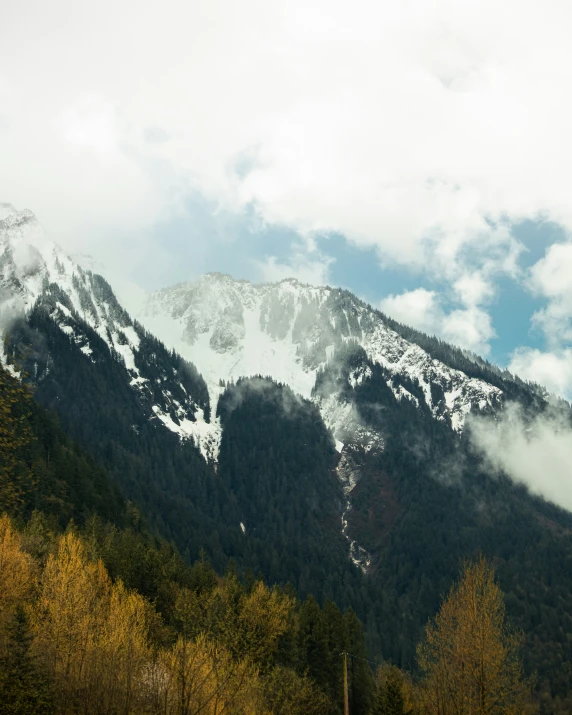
[138, 273, 511, 572]
[140, 272, 504, 457]
[0, 203, 509, 465]
[0, 203, 213, 455]
[0, 204, 520, 573]
[4, 205, 572, 705]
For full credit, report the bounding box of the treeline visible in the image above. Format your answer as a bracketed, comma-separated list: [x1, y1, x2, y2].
[0, 513, 372, 714]
[0, 362, 375, 713]
[0, 514, 536, 714]
[0, 360, 124, 527]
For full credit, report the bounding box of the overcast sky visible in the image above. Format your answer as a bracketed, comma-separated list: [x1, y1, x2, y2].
[3, 0, 572, 397]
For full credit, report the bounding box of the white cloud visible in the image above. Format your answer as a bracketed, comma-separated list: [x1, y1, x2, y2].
[380, 288, 441, 334]
[530, 242, 572, 302]
[256, 253, 333, 286]
[528, 242, 572, 345]
[507, 242, 572, 399]
[469, 404, 572, 513]
[453, 273, 495, 308]
[60, 96, 118, 153]
[442, 307, 495, 356]
[381, 287, 495, 355]
[509, 348, 572, 399]
[2, 0, 572, 280]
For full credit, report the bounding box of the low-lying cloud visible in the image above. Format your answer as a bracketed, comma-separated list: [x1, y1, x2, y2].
[468, 403, 572, 513]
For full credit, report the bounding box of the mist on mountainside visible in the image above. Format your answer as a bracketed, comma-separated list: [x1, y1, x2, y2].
[468, 403, 572, 513]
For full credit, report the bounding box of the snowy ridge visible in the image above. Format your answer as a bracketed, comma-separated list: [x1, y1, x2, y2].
[364, 324, 501, 431]
[140, 272, 503, 448]
[142, 274, 323, 398]
[0, 204, 215, 460]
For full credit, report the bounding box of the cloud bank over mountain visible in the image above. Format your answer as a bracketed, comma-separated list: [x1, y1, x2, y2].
[3, 0, 572, 393]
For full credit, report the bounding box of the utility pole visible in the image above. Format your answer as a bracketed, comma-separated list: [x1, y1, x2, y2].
[343, 651, 350, 715]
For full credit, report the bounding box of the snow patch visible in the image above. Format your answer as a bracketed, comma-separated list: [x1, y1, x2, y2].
[151, 405, 221, 463]
[390, 383, 420, 406]
[337, 451, 373, 573]
[348, 365, 372, 388]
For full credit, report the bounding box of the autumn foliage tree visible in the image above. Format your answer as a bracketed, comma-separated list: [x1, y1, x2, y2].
[417, 557, 532, 715]
[0, 514, 36, 652]
[30, 531, 150, 714]
[0, 513, 340, 714]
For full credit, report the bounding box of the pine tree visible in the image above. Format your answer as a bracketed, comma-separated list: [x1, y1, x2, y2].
[297, 595, 330, 692]
[375, 664, 408, 715]
[0, 364, 34, 513]
[0, 606, 54, 715]
[383, 677, 406, 715]
[344, 608, 375, 715]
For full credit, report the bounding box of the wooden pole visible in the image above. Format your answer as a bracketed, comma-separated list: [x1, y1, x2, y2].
[344, 651, 350, 715]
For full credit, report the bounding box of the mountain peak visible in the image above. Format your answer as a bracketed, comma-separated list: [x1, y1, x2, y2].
[141, 272, 504, 450]
[201, 272, 317, 291]
[202, 272, 253, 286]
[0, 204, 38, 228]
[0, 202, 17, 220]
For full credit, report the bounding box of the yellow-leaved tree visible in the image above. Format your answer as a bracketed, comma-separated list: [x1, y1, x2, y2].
[31, 531, 151, 714]
[0, 514, 36, 652]
[417, 556, 533, 715]
[32, 531, 109, 710]
[154, 633, 260, 715]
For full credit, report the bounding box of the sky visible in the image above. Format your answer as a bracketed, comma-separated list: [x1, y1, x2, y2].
[3, 0, 572, 398]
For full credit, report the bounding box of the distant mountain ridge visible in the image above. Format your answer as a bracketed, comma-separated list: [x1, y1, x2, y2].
[140, 272, 511, 455]
[0, 204, 549, 464]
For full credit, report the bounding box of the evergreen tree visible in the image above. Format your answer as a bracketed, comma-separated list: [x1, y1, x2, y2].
[375, 665, 408, 715]
[345, 608, 375, 715]
[0, 606, 54, 715]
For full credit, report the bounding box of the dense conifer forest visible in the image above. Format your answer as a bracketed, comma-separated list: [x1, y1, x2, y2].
[0, 362, 375, 713]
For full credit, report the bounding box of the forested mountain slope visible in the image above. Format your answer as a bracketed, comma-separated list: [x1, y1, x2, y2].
[0, 362, 375, 715]
[2, 204, 572, 712]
